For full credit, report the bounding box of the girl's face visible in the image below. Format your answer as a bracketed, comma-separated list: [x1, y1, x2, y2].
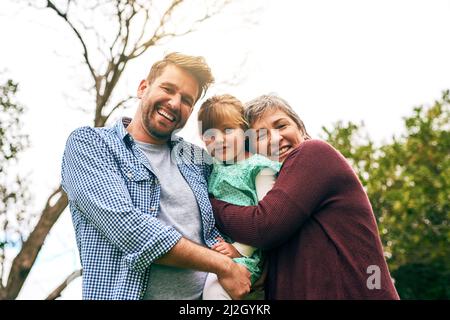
[202, 125, 246, 163]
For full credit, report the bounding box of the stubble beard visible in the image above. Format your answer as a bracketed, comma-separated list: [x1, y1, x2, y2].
[141, 103, 174, 141]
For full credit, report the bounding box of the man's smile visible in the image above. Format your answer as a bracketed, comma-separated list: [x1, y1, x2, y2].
[157, 108, 176, 122]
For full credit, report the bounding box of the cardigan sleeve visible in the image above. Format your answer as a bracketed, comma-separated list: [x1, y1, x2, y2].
[211, 140, 348, 250]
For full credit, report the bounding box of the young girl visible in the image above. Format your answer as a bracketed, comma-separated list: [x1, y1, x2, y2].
[198, 94, 281, 300]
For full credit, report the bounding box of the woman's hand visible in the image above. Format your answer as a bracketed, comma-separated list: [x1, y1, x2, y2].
[212, 237, 242, 258]
[252, 260, 268, 291]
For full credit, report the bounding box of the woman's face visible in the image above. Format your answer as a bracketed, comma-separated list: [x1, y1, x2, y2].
[251, 109, 305, 162]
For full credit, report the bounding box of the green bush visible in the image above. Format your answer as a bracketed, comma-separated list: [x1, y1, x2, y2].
[322, 90, 450, 299]
[392, 257, 450, 299]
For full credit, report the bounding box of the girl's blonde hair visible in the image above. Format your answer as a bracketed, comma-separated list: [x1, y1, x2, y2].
[198, 94, 248, 134]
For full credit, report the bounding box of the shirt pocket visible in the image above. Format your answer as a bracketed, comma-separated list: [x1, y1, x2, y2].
[120, 164, 157, 213]
[120, 164, 153, 182]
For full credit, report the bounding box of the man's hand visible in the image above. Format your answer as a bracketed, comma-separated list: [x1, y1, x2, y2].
[217, 259, 251, 300]
[212, 238, 242, 258]
[155, 237, 251, 299]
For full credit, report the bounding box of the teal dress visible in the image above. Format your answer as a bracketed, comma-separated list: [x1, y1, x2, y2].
[208, 154, 282, 284]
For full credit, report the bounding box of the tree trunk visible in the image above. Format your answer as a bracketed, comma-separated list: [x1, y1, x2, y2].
[3, 186, 68, 300]
[2, 0, 243, 300]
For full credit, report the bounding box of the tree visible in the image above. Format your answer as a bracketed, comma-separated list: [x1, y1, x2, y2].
[4, 0, 252, 299]
[322, 90, 450, 299]
[0, 78, 31, 300]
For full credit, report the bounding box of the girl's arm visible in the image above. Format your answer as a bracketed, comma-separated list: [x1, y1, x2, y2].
[255, 168, 277, 200]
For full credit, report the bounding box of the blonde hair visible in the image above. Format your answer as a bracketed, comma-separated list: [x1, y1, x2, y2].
[146, 52, 214, 102]
[198, 94, 248, 135]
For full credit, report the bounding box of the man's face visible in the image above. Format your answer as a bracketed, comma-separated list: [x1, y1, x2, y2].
[137, 64, 199, 143]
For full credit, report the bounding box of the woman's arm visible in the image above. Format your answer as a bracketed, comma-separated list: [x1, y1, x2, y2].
[211, 140, 349, 249]
[230, 167, 277, 257]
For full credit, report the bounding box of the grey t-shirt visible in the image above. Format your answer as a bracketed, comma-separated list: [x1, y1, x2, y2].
[135, 140, 207, 300]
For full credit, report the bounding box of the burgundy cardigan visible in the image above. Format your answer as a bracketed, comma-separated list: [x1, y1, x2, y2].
[211, 140, 399, 300]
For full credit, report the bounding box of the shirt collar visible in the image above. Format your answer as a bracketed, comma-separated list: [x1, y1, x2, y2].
[113, 117, 184, 148]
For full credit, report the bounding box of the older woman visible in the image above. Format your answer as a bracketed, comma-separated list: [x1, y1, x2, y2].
[210, 95, 399, 300]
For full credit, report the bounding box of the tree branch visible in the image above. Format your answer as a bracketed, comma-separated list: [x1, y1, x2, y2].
[46, 0, 99, 91]
[130, 0, 230, 59]
[109, 0, 125, 60]
[46, 269, 82, 300]
[131, 0, 184, 59]
[103, 95, 135, 124]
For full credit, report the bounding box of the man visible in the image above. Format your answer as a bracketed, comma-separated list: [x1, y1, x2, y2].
[61, 52, 251, 300]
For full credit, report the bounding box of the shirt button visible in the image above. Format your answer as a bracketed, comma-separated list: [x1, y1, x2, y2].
[127, 172, 133, 178]
[150, 206, 157, 211]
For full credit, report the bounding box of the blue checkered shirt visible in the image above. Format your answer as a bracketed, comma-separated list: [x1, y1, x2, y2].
[61, 117, 221, 300]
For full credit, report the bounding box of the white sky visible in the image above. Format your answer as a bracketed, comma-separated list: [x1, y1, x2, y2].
[1, 0, 450, 299]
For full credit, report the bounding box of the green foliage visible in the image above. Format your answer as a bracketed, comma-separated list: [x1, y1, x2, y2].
[391, 256, 450, 300]
[322, 90, 450, 299]
[0, 77, 30, 285]
[0, 79, 28, 165]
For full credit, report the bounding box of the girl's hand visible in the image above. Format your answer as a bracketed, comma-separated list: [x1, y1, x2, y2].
[212, 238, 242, 258]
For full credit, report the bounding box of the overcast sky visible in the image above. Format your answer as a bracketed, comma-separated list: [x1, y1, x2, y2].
[1, 0, 450, 299]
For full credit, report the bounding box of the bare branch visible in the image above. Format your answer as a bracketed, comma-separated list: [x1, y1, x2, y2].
[94, 56, 128, 126]
[46, 0, 99, 91]
[114, 2, 137, 62]
[134, 7, 150, 46]
[131, 0, 184, 59]
[82, 0, 110, 11]
[103, 95, 135, 124]
[131, 0, 231, 59]
[45, 269, 82, 300]
[77, 19, 110, 62]
[109, 0, 126, 59]
[64, 0, 72, 14]
[0, 241, 5, 292]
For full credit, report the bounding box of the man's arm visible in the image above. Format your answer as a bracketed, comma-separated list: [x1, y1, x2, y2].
[62, 127, 184, 272]
[156, 238, 251, 299]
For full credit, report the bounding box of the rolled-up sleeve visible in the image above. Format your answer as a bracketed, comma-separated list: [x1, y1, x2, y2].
[61, 127, 182, 273]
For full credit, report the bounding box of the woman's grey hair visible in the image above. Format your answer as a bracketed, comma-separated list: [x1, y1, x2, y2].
[244, 94, 311, 139]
